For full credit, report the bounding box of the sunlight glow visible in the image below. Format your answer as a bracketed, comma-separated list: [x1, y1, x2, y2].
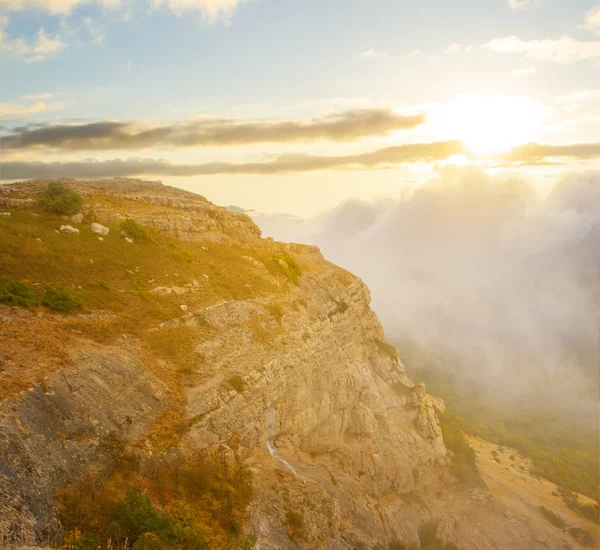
[431, 95, 549, 155]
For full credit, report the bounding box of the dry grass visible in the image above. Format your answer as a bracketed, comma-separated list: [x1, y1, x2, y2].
[0, 204, 307, 403]
[469, 436, 598, 548]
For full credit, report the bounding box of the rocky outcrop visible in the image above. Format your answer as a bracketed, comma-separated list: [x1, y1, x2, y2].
[0, 345, 167, 547]
[0, 179, 582, 550]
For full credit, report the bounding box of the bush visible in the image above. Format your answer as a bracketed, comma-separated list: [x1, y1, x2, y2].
[439, 411, 483, 486]
[120, 219, 151, 241]
[273, 254, 302, 286]
[229, 375, 246, 393]
[539, 506, 566, 529]
[0, 278, 38, 307]
[41, 285, 82, 311]
[285, 510, 305, 541]
[39, 182, 83, 216]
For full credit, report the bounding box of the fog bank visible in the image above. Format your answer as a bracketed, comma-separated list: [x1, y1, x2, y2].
[255, 168, 600, 420]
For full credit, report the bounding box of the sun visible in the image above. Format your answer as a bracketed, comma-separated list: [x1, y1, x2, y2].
[431, 94, 548, 156]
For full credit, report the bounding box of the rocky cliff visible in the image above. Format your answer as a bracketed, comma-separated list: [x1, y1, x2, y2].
[0, 179, 582, 549]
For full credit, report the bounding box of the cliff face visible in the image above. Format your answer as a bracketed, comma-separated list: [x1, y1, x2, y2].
[0, 179, 580, 549]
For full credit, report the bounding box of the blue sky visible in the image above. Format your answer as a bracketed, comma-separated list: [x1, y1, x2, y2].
[2, 0, 600, 213]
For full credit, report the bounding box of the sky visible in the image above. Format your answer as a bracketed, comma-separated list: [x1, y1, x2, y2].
[2, 0, 600, 215]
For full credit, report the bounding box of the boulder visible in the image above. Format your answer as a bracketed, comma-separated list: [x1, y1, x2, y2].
[59, 225, 80, 235]
[70, 213, 83, 223]
[0, 212, 11, 217]
[90, 222, 110, 235]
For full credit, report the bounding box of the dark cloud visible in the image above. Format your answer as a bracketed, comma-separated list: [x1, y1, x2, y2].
[1, 109, 425, 151]
[1, 140, 464, 179]
[503, 141, 600, 163]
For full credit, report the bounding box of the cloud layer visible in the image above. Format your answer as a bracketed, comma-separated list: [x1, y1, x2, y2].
[1, 140, 463, 179]
[2, 109, 425, 151]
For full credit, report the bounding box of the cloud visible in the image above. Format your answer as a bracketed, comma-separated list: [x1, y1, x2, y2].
[4, 0, 241, 22]
[149, 0, 243, 22]
[3, 27, 67, 62]
[503, 142, 600, 163]
[557, 89, 600, 102]
[1, 109, 426, 151]
[511, 64, 537, 76]
[3, 0, 119, 15]
[584, 4, 600, 34]
[0, 140, 464, 179]
[443, 43, 460, 55]
[357, 48, 386, 60]
[507, 0, 538, 11]
[0, 101, 49, 118]
[83, 16, 105, 45]
[255, 169, 600, 418]
[483, 35, 600, 63]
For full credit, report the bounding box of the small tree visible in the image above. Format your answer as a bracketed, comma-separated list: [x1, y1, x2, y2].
[39, 182, 83, 216]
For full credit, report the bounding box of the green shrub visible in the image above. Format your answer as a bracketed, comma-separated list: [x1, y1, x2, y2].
[39, 182, 83, 216]
[0, 278, 39, 307]
[120, 218, 151, 241]
[41, 285, 82, 311]
[229, 375, 246, 393]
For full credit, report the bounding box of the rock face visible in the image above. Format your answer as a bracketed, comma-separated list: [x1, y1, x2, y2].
[0, 179, 581, 550]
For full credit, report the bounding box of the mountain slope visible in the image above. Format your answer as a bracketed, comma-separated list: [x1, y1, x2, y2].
[0, 179, 587, 549]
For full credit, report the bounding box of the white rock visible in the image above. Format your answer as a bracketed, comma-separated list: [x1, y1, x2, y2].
[91, 223, 110, 235]
[180, 305, 188, 311]
[70, 213, 83, 223]
[202, 274, 209, 280]
[125, 237, 134, 243]
[98, 237, 104, 241]
[0, 212, 10, 217]
[35, 238, 42, 243]
[60, 225, 80, 235]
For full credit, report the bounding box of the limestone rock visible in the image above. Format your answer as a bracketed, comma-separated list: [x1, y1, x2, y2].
[59, 225, 79, 235]
[90, 222, 110, 235]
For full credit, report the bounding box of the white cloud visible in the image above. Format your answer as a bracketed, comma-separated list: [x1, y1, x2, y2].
[3, 27, 66, 62]
[508, 0, 538, 11]
[583, 4, 600, 34]
[483, 35, 600, 63]
[443, 43, 460, 55]
[0, 100, 64, 118]
[408, 49, 424, 57]
[150, 0, 243, 23]
[3, 0, 119, 15]
[512, 64, 537, 76]
[83, 16, 105, 45]
[22, 92, 54, 100]
[357, 48, 386, 60]
[557, 89, 600, 102]
[4, 0, 241, 22]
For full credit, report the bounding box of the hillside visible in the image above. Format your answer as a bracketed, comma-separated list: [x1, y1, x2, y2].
[0, 178, 593, 550]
